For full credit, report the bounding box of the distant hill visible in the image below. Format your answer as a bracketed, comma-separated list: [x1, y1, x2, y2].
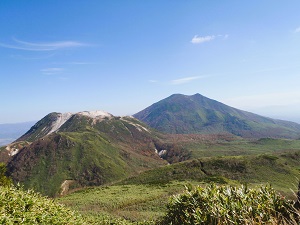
[5, 111, 167, 196]
[121, 149, 300, 194]
[133, 93, 300, 139]
[0, 121, 36, 146]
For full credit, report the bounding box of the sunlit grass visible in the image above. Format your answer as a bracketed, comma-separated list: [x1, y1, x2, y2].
[158, 184, 300, 225]
[59, 181, 196, 222]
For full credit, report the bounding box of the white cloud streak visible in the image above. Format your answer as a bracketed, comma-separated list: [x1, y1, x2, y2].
[191, 34, 229, 44]
[10, 53, 56, 60]
[191, 35, 215, 44]
[171, 76, 208, 85]
[0, 38, 88, 51]
[68, 62, 95, 65]
[41, 67, 64, 75]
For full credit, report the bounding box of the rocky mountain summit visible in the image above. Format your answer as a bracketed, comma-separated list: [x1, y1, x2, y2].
[17, 111, 113, 142]
[4, 110, 169, 196]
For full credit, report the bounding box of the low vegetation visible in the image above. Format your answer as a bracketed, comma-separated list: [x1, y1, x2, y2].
[121, 150, 300, 197]
[164, 135, 300, 158]
[1, 166, 300, 224]
[59, 182, 300, 224]
[58, 181, 195, 223]
[159, 184, 300, 225]
[0, 185, 87, 224]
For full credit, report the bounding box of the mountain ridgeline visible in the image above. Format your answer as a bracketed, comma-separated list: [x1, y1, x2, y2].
[134, 93, 300, 139]
[6, 111, 169, 196]
[3, 93, 300, 197]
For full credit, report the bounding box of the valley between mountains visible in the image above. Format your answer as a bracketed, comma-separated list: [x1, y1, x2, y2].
[1, 93, 300, 223]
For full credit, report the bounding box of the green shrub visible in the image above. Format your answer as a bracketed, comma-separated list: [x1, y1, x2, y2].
[0, 185, 87, 224]
[158, 184, 300, 225]
[0, 163, 11, 187]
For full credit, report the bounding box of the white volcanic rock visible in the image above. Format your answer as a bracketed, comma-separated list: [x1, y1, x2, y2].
[48, 112, 73, 135]
[77, 110, 113, 119]
[5, 144, 19, 156]
[120, 116, 150, 132]
[48, 111, 113, 134]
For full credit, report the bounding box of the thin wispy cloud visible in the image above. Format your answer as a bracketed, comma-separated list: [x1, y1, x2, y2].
[65, 61, 99, 65]
[171, 75, 208, 85]
[68, 62, 95, 65]
[10, 53, 56, 60]
[191, 35, 215, 44]
[191, 34, 229, 44]
[41, 67, 64, 75]
[0, 38, 88, 51]
[294, 27, 300, 33]
[148, 80, 158, 83]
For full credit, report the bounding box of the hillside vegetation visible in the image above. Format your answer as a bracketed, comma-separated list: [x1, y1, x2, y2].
[57, 150, 300, 223]
[2, 95, 300, 224]
[59, 180, 300, 224]
[159, 184, 300, 225]
[5, 128, 300, 197]
[0, 184, 89, 225]
[134, 93, 300, 138]
[2, 181, 298, 225]
[162, 134, 300, 158]
[121, 150, 300, 196]
[7, 130, 165, 197]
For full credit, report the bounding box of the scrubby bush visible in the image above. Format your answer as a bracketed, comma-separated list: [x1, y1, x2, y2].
[158, 184, 300, 225]
[0, 185, 87, 224]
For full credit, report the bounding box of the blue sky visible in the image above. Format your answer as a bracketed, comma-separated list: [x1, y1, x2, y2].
[1, 1, 300, 123]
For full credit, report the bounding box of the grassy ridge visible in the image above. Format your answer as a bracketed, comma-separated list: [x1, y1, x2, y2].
[164, 135, 300, 158]
[8, 130, 165, 197]
[121, 150, 300, 196]
[9, 132, 132, 197]
[7, 114, 170, 197]
[59, 181, 197, 223]
[3, 148, 300, 224]
[58, 150, 300, 223]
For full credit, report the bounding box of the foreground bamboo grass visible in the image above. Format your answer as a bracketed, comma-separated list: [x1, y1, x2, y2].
[158, 184, 300, 225]
[1, 182, 300, 224]
[0, 185, 87, 224]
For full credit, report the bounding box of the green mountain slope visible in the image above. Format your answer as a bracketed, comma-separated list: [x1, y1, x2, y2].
[121, 150, 300, 194]
[133, 93, 300, 138]
[58, 150, 300, 223]
[6, 112, 167, 196]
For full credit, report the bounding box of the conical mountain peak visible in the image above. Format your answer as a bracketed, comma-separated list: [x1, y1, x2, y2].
[134, 93, 300, 138]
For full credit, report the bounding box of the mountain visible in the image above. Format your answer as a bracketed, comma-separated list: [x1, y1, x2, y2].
[0, 121, 36, 147]
[133, 93, 300, 139]
[5, 111, 168, 196]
